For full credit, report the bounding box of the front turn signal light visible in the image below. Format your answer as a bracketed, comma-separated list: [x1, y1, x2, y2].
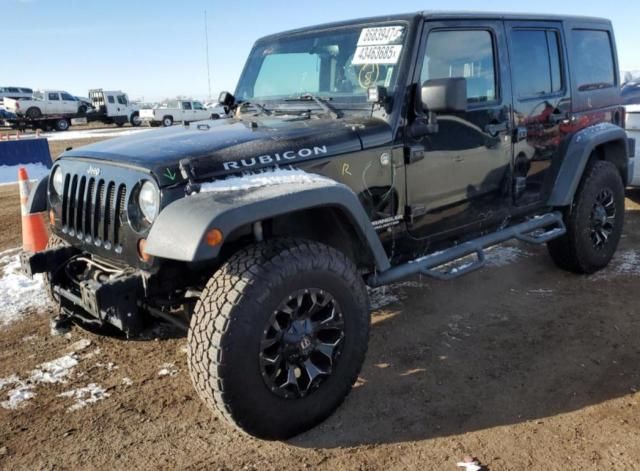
[137, 238, 153, 262]
[205, 228, 223, 247]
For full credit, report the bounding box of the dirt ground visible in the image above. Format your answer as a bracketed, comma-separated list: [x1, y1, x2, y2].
[1, 178, 640, 469]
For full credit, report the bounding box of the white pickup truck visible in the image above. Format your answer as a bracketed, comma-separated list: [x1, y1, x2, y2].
[139, 100, 222, 127]
[4, 90, 86, 119]
[626, 105, 640, 186]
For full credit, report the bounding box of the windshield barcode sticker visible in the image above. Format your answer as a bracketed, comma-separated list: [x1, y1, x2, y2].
[352, 45, 402, 65]
[358, 26, 404, 46]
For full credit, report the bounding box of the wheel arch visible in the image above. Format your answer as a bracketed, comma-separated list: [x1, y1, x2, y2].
[548, 123, 631, 207]
[144, 181, 391, 272]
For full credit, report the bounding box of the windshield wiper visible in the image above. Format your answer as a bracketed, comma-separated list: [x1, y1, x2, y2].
[237, 101, 272, 116]
[285, 94, 342, 119]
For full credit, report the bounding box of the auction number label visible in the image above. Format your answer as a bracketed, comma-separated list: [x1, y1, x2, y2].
[358, 26, 405, 46]
[352, 45, 403, 65]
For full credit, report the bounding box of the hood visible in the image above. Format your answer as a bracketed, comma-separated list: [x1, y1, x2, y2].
[61, 116, 392, 186]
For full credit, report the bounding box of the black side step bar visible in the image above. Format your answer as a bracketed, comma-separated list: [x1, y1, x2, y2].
[367, 211, 566, 287]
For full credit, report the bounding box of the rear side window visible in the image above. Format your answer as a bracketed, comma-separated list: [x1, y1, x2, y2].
[107, 95, 115, 104]
[182, 101, 192, 110]
[48, 93, 60, 101]
[421, 30, 497, 103]
[510, 30, 563, 98]
[572, 29, 615, 91]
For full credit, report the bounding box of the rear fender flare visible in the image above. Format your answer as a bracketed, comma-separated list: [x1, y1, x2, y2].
[548, 123, 629, 207]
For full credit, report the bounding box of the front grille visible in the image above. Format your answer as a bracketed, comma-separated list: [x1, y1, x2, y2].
[61, 174, 128, 253]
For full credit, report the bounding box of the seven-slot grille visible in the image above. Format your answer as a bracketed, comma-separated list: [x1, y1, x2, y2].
[61, 173, 128, 252]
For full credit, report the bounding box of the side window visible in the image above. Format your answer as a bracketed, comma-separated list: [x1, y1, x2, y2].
[193, 101, 204, 110]
[182, 101, 192, 110]
[117, 95, 127, 105]
[510, 29, 563, 98]
[572, 29, 616, 91]
[421, 30, 497, 103]
[48, 92, 60, 101]
[60, 92, 75, 100]
[107, 95, 115, 104]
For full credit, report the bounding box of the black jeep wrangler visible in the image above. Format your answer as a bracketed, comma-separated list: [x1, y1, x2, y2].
[22, 11, 635, 439]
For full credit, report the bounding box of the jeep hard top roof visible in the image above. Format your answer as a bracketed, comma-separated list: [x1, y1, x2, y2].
[258, 11, 611, 42]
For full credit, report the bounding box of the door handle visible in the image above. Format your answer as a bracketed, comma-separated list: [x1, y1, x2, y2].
[484, 122, 508, 135]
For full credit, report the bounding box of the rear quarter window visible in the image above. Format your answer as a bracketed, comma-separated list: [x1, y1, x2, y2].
[572, 29, 616, 91]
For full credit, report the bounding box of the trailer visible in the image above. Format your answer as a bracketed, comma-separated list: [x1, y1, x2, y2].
[6, 89, 141, 132]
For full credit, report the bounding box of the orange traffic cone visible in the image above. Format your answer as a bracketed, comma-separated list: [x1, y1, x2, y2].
[19, 167, 49, 252]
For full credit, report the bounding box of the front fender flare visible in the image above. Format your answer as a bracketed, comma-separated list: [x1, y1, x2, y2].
[144, 180, 391, 271]
[548, 123, 629, 207]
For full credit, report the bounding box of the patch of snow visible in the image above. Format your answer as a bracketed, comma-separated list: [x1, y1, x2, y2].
[198, 168, 335, 193]
[29, 354, 78, 384]
[121, 377, 133, 386]
[58, 383, 109, 412]
[158, 363, 178, 377]
[368, 279, 430, 310]
[0, 248, 49, 326]
[96, 362, 118, 372]
[1, 384, 35, 410]
[0, 162, 50, 185]
[0, 374, 20, 391]
[592, 250, 640, 279]
[22, 334, 38, 343]
[485, 245, 531, 267]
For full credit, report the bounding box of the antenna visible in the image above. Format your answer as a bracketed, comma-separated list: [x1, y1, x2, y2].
[204, 10, 212, 101]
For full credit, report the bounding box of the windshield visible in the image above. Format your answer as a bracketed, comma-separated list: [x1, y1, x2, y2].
[236, 23, 408, 103]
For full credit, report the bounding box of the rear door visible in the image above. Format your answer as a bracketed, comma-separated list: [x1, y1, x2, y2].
[406, 20, 513, 239]
[181, 101, 192, 121]
[506, 21, 570, 205]
[47, 92, 62, 113]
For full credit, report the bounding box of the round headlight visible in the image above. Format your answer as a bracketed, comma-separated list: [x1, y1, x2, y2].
[51, 167, 64, 195]
[138, 181, 159, 223]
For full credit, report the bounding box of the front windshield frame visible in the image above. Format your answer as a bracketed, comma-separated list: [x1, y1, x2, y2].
[235, 20, 412, 106]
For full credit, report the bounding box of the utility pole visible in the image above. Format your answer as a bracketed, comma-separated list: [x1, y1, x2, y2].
[204, 10, 212, 101]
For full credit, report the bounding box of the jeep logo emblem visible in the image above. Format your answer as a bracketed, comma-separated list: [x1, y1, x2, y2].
[299, 336, 312, 351]
[87, 166, 101, 176]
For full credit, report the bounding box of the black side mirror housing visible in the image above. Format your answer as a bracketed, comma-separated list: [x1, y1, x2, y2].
[218, 91, 235, 108]
[421, 78, 467, 113]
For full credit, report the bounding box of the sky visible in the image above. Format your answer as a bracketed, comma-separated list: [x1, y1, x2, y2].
[2, 0, 639, 102]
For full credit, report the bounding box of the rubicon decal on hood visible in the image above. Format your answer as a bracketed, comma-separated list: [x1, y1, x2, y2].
[222, 146, 329, 171]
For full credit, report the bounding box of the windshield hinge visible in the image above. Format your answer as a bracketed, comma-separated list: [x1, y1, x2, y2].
[404, 145, 425, 164]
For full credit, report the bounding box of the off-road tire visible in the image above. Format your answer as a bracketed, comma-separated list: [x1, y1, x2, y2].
[187, 239, 370, 439]
[547, 160, 625, 273]
[26, 107, 42, 119]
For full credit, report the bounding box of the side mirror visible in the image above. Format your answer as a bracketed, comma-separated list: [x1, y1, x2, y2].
[421, 78, 467, 113]
[218, 91, 235, 108]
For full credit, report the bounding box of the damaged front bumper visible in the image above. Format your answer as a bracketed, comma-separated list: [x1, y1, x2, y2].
[21, 246, 146, 336]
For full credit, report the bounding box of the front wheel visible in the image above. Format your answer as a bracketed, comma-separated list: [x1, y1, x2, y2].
[187, 239, 370, 439]
[547, 160, 625, 273]
[162, 116, 173, 127]
[130, 113, 141, 127]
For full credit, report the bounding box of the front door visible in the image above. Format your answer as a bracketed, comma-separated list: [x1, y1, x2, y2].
[406, 20, 513, 240]
[505, 21, 570, 205]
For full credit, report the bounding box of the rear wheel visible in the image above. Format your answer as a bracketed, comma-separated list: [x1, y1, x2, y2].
[26, 107, 42, 119]
[188, 239, 370, 439]
[54, 118, 69, 132]
[547, 160, 625, 273]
